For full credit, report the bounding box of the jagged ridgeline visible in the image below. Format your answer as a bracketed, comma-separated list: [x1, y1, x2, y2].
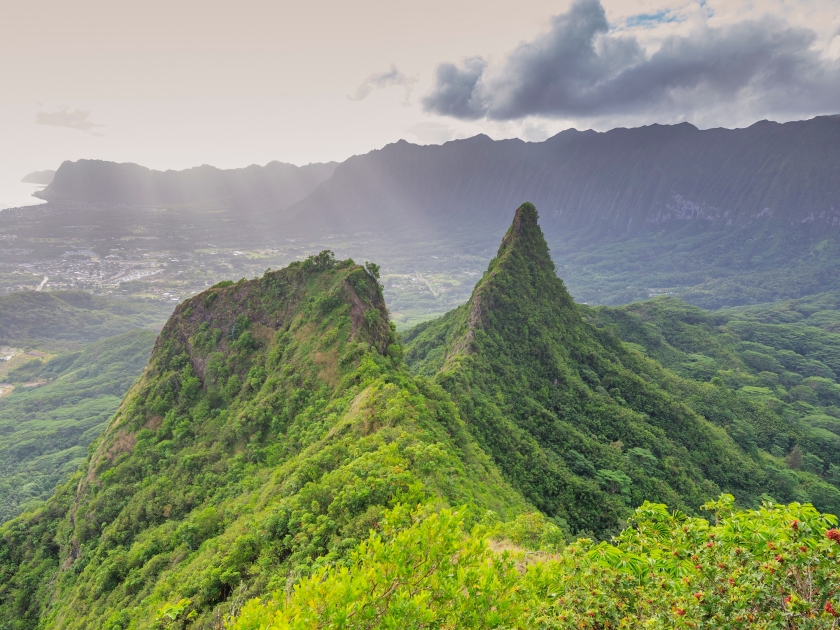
[0, 252, 527, 629]
[404, 203, 840, 533]
[3, 204, 840, 628]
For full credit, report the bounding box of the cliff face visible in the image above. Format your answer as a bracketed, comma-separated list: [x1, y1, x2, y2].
[36, 116, 840, 237]
[285, 115, 840, 235]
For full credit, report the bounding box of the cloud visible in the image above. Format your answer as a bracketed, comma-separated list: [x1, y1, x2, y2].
[422, 0, 840, 123]
[349, 64, 417, 106]
[36, 107, 103, 133]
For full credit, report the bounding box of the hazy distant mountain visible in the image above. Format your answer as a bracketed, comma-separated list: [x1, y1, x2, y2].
[28, 116, 840, 310]
[37, 116, 840, 236]
[285, 115, 840, 237]
[21, 170, 55, 185]
[37, 159, 338, 208]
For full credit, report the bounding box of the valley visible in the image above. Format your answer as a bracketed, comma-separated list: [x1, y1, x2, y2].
[7, 0, 840, 623]
[2, 117, 840, 628]
[0, 200, 494, 328]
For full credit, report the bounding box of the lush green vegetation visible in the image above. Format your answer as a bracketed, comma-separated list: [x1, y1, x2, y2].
[727, 289, 840, 332]
[0, 330, 154, 522]
[404, 205, 840, 536]
[4, 205, 840, 628]
[0, 251, 528, 629]
[0, 291, 171, 349]
[585, 296, 840, 504]
[233, 497, 840, 629]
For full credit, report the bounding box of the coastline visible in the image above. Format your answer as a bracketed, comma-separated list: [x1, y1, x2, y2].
[0, 182, 48, 212]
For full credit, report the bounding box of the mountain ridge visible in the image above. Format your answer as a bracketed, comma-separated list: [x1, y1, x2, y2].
[36, 115, 840, 237]
[405, 204, 840, 532]
[37, 159, 338, 208]
[0, 248, 529, 628]
[283, 114, 840, 236]
[4, 205, 840, 627]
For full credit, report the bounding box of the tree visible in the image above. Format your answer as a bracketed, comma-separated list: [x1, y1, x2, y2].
[787, 445, 804, 470]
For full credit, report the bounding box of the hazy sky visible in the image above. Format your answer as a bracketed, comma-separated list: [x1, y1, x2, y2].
[2, 0, 839, 208]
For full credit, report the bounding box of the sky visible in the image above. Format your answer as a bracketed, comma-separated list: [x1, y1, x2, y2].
[2, 0, 839, 209]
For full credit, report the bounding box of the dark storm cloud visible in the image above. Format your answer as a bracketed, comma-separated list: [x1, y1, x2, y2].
[349, 64, 417, 106]
[422, 0, 840, 121]
[36, 108, 103, 133]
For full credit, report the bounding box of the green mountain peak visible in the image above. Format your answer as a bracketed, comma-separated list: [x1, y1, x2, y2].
[439, 203, 579, 364]
[5, 205, 840, 628]
[405, 204, 788, 534]
[495, 202, 553, 269]
[0, 250, 529, 628]
[481, 201, 575, 313]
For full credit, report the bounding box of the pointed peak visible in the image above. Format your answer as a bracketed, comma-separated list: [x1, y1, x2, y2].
[509, 201, 539, 235]
[494, 202, 555, 273]
[441, 202, 574, 360]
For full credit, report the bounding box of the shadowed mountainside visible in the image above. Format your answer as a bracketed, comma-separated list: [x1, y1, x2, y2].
[20, 171, 55, 186]
[25, 115, 840, 311]
[285, 115, 840, 236]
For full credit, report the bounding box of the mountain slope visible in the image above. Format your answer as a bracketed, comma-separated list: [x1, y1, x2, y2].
[20, 170, 55, 185]
[404, 204, 840, 534]
[37, 116, 840, 238]
[0, 253, 527, 629]
[27, 116, 840, 312]
[282, 115, 840, 309]
[37, 159, 337, 208]
[286, 115, 840, 236]
[4, 205, 840, 628]
[583, 296, 840, 500]
[0, 291, 171, 349]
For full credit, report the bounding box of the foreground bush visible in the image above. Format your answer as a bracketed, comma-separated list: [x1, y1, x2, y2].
[230, 496, 840, 629]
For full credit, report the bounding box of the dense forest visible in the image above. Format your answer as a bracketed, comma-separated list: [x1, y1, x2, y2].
[404, 205, 840, 528]
[3, 205, 840, 628]
[0, 330, 154, 522]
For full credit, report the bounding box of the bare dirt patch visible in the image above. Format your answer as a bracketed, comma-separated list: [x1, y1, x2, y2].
[107, 430, 137, 460]
[312, 349, 339, 387]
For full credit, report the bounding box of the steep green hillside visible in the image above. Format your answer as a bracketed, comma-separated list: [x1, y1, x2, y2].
[550, 218, 840, 308]
[0, 291, 171, 349]
[0, 253, 526, 629]
[404, 204, 840, 535]
[585, 296, 840, 504]
[4, 205, 840, 628]
[0, 330, 155, 523]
